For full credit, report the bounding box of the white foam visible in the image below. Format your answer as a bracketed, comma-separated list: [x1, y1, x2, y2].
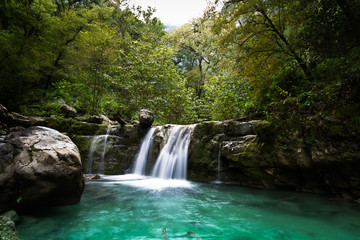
[101, 174, 193, 190]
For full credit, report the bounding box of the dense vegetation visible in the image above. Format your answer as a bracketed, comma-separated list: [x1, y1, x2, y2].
[1, 0, 359, 132]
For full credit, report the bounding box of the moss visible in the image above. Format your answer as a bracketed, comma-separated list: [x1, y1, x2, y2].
[192, 121, 216, 139]
[70, 135, 93, 172]
[243, 168, 275, 186]
[46, 116, 108, 136]
[188, 140, 218, 179]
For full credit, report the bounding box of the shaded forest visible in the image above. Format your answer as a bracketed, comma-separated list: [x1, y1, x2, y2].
[1, 0, 359, 136]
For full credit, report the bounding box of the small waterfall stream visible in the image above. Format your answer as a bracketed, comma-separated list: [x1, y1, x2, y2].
[100, 128, 111, 173]
[217, 143, 221, 181]
[132, 127, 157, 175]
[88, 128, 111, 174]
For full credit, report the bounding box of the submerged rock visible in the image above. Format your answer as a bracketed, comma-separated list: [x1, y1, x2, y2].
[0, 126, 84, 212]
[139, 109, 154, 127]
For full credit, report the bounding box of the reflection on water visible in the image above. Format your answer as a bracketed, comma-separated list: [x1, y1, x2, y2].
[17, 175, 360, 240]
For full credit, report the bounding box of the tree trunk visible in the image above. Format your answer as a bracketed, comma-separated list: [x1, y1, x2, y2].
[257, 8, 313, 80]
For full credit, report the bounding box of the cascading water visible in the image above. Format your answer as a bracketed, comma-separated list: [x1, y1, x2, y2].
[88, 128, 111, 174]
[217, 143, 221, 181]
[132, 127, 157, 175]
[105, 124, 195, 189]
[100, 128, 111, 173]
[151, 125, 194, 180]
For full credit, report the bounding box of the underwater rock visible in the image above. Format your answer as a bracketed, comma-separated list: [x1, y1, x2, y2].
[0, 126, 84, 212]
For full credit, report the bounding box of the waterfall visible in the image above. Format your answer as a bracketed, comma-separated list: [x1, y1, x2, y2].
[88, 128, 111, 174]
[151, 125, 194, 180]
[217, 143, 221, 181]
[132, 127, 156, 175]
[100, 128, 111, 173]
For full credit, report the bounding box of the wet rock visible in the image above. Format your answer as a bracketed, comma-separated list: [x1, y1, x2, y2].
[139, 109, 154, 127]
[83, 174, 101, 180]
[0, 126, 84, 212]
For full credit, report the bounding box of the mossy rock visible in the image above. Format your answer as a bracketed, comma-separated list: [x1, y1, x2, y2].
[70, 135, 93, 173]
[188, 139, 219, 179]
[192, 121, 217, 139]
[46, 117, 108, 136]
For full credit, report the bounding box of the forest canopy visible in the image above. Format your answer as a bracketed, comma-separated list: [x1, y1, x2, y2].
[0, 0, 359, 130]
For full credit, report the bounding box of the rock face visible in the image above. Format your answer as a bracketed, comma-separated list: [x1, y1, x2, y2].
[60, 104, 77, 118]
[68, 116, 360, 200]
[139, 109, 154, 127]
[188, 120, 360, 200]
[0, 126, 84, 212]
[74, 124, 149, 175]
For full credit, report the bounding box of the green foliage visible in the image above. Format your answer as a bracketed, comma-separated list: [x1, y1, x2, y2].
[0, 0, 359, 129]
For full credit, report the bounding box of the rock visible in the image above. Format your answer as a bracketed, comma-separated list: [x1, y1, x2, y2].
[0, 126, 84, 212]
[88, 115, 103, 124]
[110, 115, 128, 126]
[92, 174, 101, 180]
[83, 174, 101, 180]
[0, 216, 19, 240]
[60, 104, 77, 118]
[0, 104, 14, 125]
[100, 115, 115, 125]
[0, 104, 9, 120]
[1, 210, 19, 223]
[139, 109, 154, 127]
[10, 112, 46, 127]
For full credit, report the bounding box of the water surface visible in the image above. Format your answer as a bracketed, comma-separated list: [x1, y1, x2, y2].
[17, 175, 360, 240]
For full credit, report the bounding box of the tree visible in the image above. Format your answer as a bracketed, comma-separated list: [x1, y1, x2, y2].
[167, 19, 218, 98]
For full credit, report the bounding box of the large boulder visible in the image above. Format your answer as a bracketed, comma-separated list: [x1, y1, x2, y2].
[139, 109, 154, 127]
[0, 126, 84, 212]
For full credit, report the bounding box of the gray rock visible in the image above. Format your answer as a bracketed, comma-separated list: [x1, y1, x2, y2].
[0, 104, 14, 125]
[0, 126, 84, 212]
[0, 216, 19, 240]
[1, 210, 19, 223]
[0, 104, 9, 119]
[139, 109, 154, 127]
[60, 104, 77, 118]
[88, 115, 103, 124]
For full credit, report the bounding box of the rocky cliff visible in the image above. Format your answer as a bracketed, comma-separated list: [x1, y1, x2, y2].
[1, 103, 359, 201]
[188, 120, 360, 200]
